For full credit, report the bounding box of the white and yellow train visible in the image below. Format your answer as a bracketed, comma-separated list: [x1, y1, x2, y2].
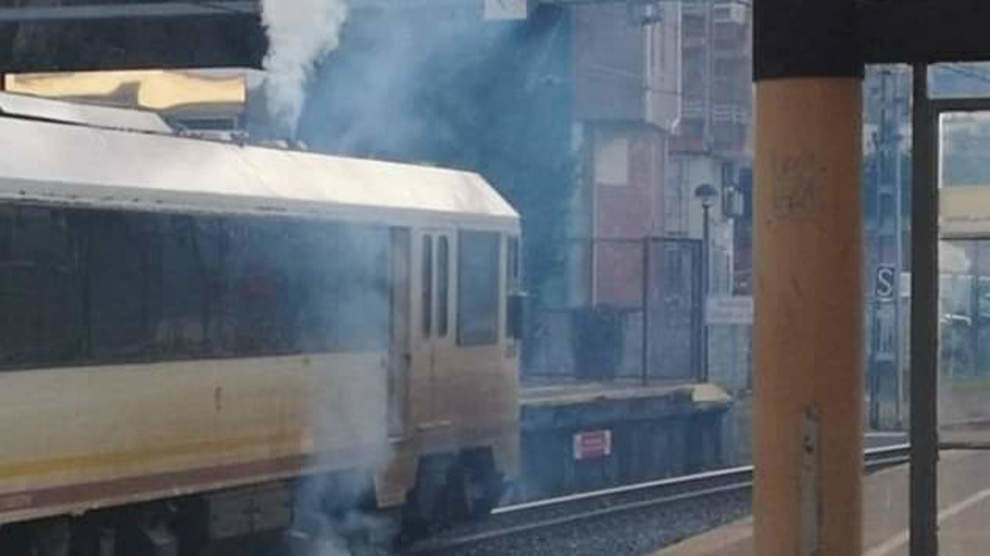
[0, 93, 522, 554]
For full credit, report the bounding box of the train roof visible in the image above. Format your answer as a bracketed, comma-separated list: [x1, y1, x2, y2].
[0, 98, 519, 231]
[0, 90, 173, 133]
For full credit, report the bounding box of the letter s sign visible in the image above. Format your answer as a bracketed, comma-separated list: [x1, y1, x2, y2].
[876, 265, 896, 301]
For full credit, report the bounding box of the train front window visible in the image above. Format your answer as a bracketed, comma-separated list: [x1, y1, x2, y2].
[457, 230, 500, 346]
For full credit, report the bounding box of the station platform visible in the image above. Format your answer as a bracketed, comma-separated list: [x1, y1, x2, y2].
[655, 449, 990, 555]
[515, 380, 732, 502]
[520, 380, 731, 412]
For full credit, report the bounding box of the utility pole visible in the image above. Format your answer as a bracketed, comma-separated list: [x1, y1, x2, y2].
[701, 203, 711, 382]
[893, 69, 905, 429]
[869, 67, 906, 430]
[695, 183, 718, 383]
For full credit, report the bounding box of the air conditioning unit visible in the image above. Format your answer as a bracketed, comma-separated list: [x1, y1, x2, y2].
[723, 187, 745, 218]
[627, 2, 663, 26]
[713, 3, 747, 25]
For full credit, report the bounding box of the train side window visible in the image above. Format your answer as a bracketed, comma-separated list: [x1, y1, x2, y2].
[458, 230, 499, 346]
[422, 235, 433, 337]
[0, 206, 83, 369]
[0, 207, 391, 370]
[86, 212, 152, 360]
[437, 236, 449, 337]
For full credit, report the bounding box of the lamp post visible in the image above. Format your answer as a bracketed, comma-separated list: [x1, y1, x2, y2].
[695, 183, 718, 383]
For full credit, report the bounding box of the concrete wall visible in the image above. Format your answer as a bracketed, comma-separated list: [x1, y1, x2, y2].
[517, 393, 728, 501]
[709, 324, 752, 393]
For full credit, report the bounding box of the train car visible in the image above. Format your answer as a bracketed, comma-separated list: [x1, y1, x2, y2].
[0, 93, 522, 554]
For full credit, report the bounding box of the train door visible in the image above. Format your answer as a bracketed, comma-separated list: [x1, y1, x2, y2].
[388, 228, 410, 438]
[435, 230, 506, 432]
[409, 228, 456, 432]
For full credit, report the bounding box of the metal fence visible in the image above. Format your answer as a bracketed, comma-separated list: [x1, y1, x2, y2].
[524, 237, 703, 382]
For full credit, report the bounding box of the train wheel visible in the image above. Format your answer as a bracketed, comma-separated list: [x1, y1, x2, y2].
[0, 522, 41, 556]
[457, 451, 502, 520]
[398, 451, 502, 543]
[464, 466, 499, 518]
[19, 518, 71, 556]
[440, 456, 500, 522]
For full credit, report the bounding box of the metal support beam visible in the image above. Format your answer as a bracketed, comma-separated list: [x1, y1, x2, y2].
[0, 0, 507, 22]
[0, 2, 259, 22]
[6, 0, 990, 67]
[860, 0, 990, 64]
[753, 1, 863, 554]
[909, 61, 938, 556]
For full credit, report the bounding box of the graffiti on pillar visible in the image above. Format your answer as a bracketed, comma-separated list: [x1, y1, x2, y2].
[769, 151, 825, 221]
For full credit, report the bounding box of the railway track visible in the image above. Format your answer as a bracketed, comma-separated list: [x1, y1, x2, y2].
[404, 443, 910, 554]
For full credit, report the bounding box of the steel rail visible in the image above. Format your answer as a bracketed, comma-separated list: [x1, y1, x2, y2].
[404, 443, 910, 554]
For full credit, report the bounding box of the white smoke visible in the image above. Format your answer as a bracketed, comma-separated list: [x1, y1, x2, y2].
[261, 0, 349, 136]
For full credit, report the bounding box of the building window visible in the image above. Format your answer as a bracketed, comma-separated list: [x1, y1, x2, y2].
[594, 135, 630, 186]
[458, 231, 500, 346]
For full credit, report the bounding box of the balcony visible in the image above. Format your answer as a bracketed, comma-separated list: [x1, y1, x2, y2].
[682, 2, 707, 16]
[712, 2, 747, 25]
[713, 103, 750, 124]
[682, 99, 706, 119]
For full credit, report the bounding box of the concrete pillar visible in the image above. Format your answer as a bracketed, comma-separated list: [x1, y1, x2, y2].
[753, 1, 864, 554]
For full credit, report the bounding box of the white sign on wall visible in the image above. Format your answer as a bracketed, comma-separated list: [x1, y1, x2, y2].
[706, 296, 754, 325]
[484, 0, 528, 20]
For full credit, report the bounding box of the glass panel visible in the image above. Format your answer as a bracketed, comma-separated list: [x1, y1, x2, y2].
[506, 235, 519, 337]
[457, 230, 500, 346]
[941, 112, 990, 188]
[0, 206, 83, 368]
[930, 62, 990, 99]
[422, 235, 432, 338]
[437, 235, 449, 337]
[938, 108, 990, 554]
[0, 208, 391, 369]
[861, 64, 912, 553]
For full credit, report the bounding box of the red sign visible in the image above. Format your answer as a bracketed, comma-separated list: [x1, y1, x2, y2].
[573, 430, 612, 460]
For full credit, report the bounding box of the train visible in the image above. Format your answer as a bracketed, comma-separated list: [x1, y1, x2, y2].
[0, 92, 522, 555]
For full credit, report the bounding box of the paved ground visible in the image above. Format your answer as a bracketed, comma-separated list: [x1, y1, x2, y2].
[654, 450, 990, 556]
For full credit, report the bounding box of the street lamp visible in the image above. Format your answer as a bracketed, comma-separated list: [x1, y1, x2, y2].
[695, 183, 718, 383]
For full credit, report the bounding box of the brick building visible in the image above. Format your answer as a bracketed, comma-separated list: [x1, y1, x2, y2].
[666, 1, 754, 393]
[528, 4, 694, 380]
[668, 1, 752, 297]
